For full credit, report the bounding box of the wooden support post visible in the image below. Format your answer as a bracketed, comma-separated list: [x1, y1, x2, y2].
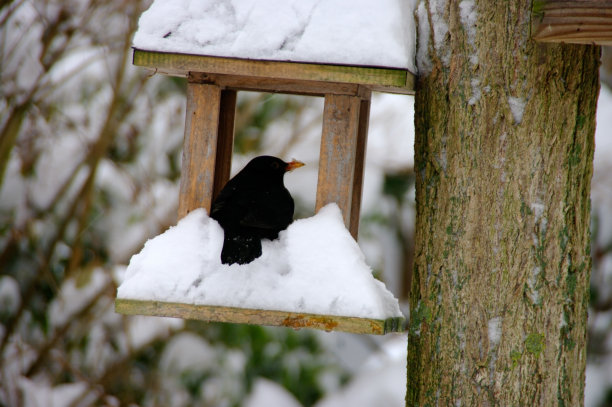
[316, 94, 362, 237]
[212, 89, 237, 201]
[350, 93, 371, 238]
[178, 82, 222, 218]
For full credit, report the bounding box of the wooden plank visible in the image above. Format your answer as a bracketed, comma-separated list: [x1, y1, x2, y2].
[212, 89, 236, 201]
[349, 94, 372, 239]
[316, 94, 361, 230]
[115, 298, 405, 335]
[133, 49, 415, 94]
[188, 72, 369, 97]
[370, 79, 416, 95]
[533, 1, 612, 45]
[178, 83, 221, 218]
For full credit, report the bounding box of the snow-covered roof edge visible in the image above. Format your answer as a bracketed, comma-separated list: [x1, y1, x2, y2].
[133, 0, 417, 73]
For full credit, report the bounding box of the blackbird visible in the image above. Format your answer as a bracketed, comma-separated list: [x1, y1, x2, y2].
[210, 155, 305, 265]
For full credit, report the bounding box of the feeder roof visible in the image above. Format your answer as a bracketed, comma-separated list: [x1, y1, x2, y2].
[133, 0, 416, 73]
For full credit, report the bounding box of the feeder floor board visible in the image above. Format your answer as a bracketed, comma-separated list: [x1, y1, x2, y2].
[133, 49, 415, 95]
[115, 298, 405, 335]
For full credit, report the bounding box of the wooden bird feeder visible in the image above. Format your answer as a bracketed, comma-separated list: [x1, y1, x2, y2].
[115, 2, 414, 335]
[137, 51, 414, 237]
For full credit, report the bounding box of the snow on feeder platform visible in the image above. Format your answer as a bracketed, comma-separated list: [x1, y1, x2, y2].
[116, 205, 404, 334]
[115, 0, 415, 334]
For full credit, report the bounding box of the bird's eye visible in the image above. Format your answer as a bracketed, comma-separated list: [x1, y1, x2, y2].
[271, 162, 279, 169]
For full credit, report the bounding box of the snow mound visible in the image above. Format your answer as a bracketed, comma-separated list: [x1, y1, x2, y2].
[117, 204, 403, 320]
[133, 0, 416, 72]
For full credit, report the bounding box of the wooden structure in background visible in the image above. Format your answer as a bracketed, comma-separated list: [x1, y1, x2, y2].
[533, 1, 612, 45]
[114, 49, 414, 335]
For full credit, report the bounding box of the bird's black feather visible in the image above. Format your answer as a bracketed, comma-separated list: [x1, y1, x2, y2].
[210, 156, 301, 265]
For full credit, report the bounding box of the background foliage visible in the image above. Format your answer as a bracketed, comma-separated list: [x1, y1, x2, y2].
[0, 1, 408, 406]
[1, 1, 611, 406]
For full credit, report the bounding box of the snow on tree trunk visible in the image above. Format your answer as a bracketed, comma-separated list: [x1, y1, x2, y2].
[408, 1, 600, 405]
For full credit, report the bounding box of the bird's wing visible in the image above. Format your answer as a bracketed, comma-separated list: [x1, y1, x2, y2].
[210, 182, 240, 221]
[211, 177, 294, 236]
[239, 190, 294, 231]
[240, 201, 291, 230]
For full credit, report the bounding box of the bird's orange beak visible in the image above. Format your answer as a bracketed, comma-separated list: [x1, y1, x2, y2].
[285, 159, 305, 172]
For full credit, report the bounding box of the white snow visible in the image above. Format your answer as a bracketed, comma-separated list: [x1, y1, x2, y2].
[586, 361, 612, 407]
[415, 0, 455, 74]
[508, 96, 527, 124]
[531, 201, 546, 228]
[126, 314, 183, 349]
[117, 203, 403, 321]
[416, 2, 433, 75]
[487, 317, 502, 347]
[367, 94, 415, 171]
[244, 378, 301, 407]
[527, 266, 541, 305]
[133, 0, 416, 72]
[48, 268, 111, 328]
[160, 332, 218, 373]
[459, 0, 478, 65]
[468, 78, 481, 105]
[0, 276, 21, 316]
[18, 378, 91, 407]
[315, 335, 407, 407]
[592, 85, 612, 247]
[594, 85, 612, 164]
[430, 0, 451, 67]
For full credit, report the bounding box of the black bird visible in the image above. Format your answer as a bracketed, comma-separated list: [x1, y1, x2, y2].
[210, 155, 305, 265]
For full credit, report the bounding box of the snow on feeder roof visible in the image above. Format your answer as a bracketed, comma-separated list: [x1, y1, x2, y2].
[133, 0, 416, 72]
[131, 0, 416, 95]
[115, 0, 413, 334]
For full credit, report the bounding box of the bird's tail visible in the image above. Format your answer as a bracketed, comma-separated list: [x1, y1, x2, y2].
[221, 234, 262, 265]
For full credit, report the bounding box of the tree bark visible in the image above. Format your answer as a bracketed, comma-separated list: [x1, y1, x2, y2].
[408, 1, 600, 405]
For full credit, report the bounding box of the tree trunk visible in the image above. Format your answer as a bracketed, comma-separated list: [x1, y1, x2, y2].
[408, 1, 600, 405]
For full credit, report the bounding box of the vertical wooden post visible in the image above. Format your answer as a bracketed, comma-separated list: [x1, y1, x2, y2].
[316, 93, 361, 237]
[212, 89, 237, 201]
[179, 80, 370, 240]
[178, 82, 222, 218]
[349, 92, 371, 238]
